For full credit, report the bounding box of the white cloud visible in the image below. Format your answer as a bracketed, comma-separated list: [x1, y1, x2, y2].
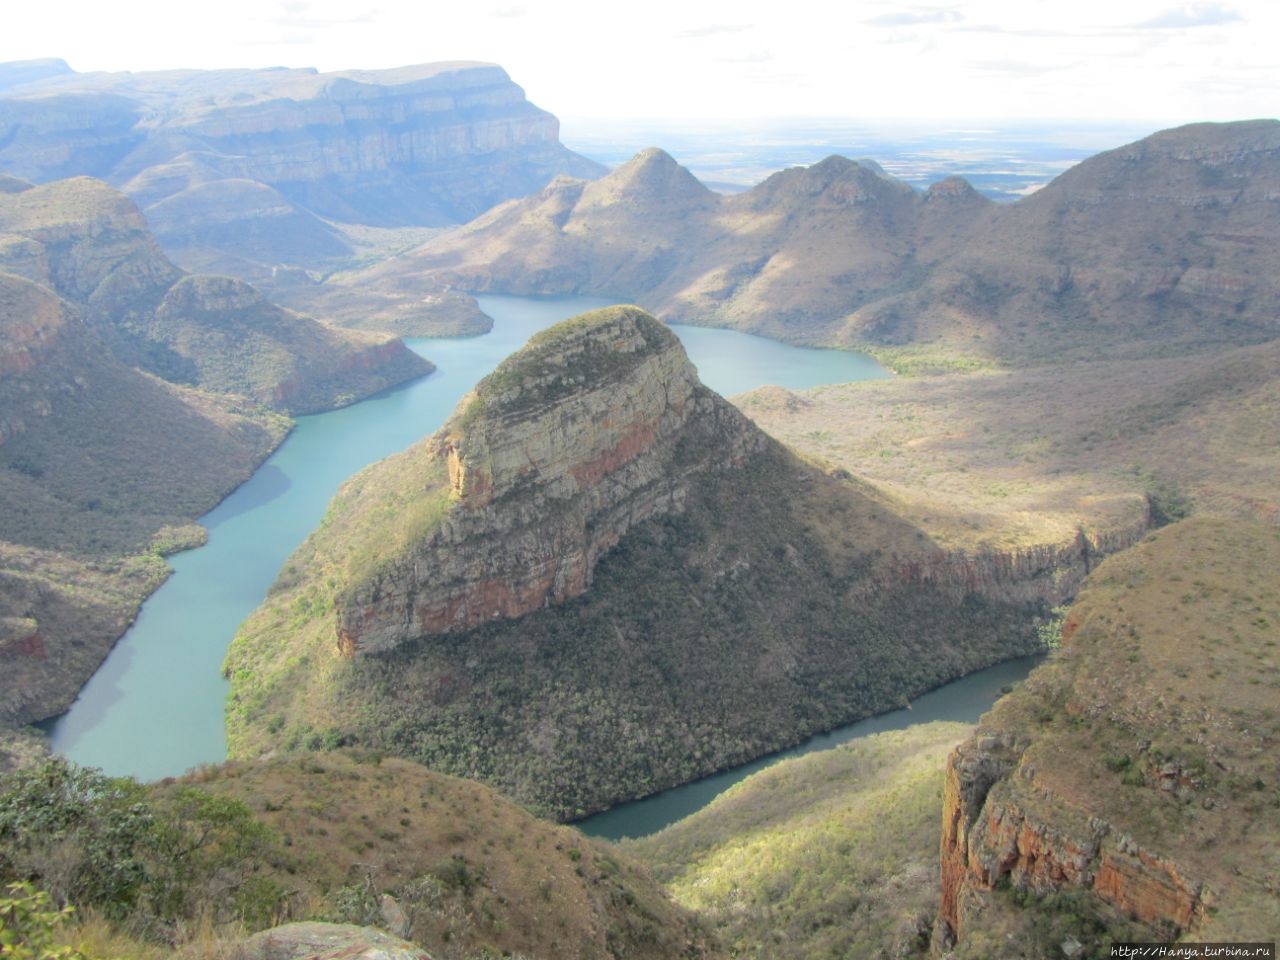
[677, 23, 752, 38]
[1137, 2, 1242, 28]
[1, 0, 1275, 124]
[864, 8, 965, 26]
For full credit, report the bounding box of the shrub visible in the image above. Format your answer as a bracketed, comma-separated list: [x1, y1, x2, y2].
[0, 881, 86, 960]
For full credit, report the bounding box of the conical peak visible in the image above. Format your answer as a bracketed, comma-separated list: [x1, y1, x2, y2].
[592, 148, 716, 205]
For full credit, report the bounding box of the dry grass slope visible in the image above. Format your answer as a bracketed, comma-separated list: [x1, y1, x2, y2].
[626, 722, 975, 960]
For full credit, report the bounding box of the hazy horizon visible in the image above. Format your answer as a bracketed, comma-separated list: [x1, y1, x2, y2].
[5, 1, 1276, 129]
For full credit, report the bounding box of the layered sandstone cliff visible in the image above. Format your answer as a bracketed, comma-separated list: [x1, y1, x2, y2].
[934, 517, 1280, 954]
[334, 306, 765, 654]
[0, 61, 605, 276]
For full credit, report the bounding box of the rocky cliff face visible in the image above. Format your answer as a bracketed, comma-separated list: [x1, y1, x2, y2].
[934, 517, 1280, 954]
[335, 306, 765, 654]
[872, 523, 1150, 609]
[0, 61, 605, 276]
[937, 732, 1210, 948]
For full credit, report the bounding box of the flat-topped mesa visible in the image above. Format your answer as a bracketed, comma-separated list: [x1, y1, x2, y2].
[334, 305, 766, 655]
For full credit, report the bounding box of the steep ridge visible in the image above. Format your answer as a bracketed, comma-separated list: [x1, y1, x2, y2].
[226, 306, 1059, 819]
[0, 60, 605, 278]
[0, 176, 431, 414]
[935, 517, 1280, 954]
[369, 148, 721, 300]
[359, 120, 1280, 363]
[333, 304, 758, 653]
[0, 271, 289, 727]
[891, 118, 1280, 361]
[353, 149, 951, 344]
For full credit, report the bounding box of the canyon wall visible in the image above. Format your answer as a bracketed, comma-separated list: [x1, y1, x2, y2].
[0, 176, 431, 414]
[0, 61, 605, 276]
[934, 517, 1280, 953]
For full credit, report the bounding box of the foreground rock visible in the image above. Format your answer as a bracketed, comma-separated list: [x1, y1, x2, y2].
[239, 922, 431, 960]
[935, 517, 1280, 954]
[225, 307, 1079, 819]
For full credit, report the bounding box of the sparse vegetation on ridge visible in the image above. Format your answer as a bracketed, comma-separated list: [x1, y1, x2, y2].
[943, 516, 1280, 954]
[737, 338, 1280, 555]
[0, 753, 725, 960]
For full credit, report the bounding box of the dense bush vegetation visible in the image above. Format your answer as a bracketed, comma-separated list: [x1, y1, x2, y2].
[0, 758, 286, 946]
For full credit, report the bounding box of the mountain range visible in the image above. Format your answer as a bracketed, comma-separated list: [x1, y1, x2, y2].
[358, 120, 1280, 364]
[0, 69, 1277, 956]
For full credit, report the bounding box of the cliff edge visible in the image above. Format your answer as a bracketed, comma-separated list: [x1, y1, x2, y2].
[335, 305, 762, 653]
[935, 516, 1280, 954]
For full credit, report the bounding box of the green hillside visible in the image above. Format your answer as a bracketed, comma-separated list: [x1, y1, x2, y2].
[627, 722, 974, 960]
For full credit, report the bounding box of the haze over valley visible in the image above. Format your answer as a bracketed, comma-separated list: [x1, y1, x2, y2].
[0, 14, 1277, 957]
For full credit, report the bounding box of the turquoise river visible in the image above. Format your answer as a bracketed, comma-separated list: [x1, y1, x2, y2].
[46, 295, 1036, 839]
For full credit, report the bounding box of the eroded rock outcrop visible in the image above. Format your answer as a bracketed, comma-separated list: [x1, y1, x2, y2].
[937, 734, 1211, 948]
[239, 922, 432, 960]
[935, 517, 1280, 954]
[335, 305, 765, 654]
[875, 523, 1150, 609]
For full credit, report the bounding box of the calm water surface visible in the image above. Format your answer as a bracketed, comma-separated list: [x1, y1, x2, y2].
[46, 296, 891, 781]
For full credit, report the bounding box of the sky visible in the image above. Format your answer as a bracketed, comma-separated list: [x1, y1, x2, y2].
[4, 0, 1277, 128]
